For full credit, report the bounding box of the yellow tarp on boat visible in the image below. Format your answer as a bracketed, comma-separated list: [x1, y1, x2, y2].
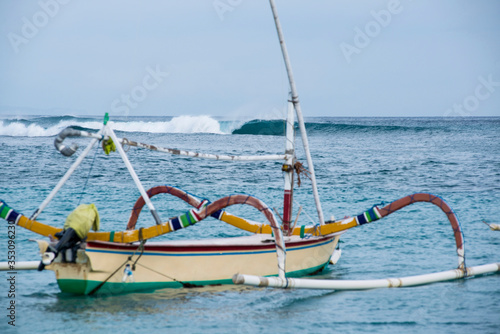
[63, 204, 100, 239]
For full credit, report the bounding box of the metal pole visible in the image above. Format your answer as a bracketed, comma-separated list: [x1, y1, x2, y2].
[107, 126, 162, 225]
[30, 127, 105, 220]
[269, 0, 325, 224]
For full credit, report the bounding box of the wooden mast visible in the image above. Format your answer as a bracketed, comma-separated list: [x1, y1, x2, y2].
[269, 0, 325, 225]
[282, 100, 295, 234]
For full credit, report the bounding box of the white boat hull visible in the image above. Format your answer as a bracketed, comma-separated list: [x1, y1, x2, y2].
[48, 234, 341, 295]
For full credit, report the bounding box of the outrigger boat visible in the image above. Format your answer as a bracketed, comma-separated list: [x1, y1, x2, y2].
[1, 0, 498, 295]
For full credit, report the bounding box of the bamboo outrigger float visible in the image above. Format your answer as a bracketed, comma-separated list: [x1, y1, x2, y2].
[1, 0, 498, 294]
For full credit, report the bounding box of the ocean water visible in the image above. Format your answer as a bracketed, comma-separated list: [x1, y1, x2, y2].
[0, 115, 499, 333]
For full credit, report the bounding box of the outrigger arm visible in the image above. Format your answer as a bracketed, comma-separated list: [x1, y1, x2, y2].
[30, 122, 163, 226]
[107, 126, 162, 225]
[30, 127, 105, 220]
[53, 127, 290, 162]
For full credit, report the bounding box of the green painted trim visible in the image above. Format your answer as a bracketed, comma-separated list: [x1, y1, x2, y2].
[365, 211, 372, 223]
[284, 262, 328, 278]
[57, 279, 184, 295]
[109, 231, 115, 242]
[180, 213, 190, 228]
[0, 204, 10, 219]
[57, 261, 330, 295]
[188, 211, 197, 224]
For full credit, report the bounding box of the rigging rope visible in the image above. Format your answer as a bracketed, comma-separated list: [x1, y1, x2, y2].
[131, 228, 146, 271]
[88, 242, 142, 295]
[77, 142, 100, 206]
[134, 262, 202, 289]
[294, 161, 311, 187]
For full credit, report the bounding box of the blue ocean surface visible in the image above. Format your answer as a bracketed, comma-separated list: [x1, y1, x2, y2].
[0, 115, 499, 333]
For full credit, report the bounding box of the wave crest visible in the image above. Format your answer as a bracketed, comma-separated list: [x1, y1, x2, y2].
[0, 115, 223, 137]
[230, 119, 433, 135]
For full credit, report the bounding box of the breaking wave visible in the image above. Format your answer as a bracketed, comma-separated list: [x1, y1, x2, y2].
[0, 115, 438, 137]
[0, 115, 224, 137]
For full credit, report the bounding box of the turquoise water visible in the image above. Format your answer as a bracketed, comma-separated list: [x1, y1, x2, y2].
[0, 116, 499, 333]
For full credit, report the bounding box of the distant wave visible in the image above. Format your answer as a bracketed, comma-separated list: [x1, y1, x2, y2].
[232, 119, 285, 135]
[0, 115, 436, 137]
[0, 115, 224, 137]
[230, 119, 431, 135]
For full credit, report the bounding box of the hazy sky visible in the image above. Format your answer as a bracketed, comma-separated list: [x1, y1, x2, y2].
[1, 0, 499, 118]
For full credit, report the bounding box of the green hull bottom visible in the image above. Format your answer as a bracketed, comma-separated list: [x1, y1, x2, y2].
[57, 262, 329, 295]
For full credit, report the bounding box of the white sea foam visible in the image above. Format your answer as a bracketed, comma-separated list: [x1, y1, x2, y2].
[111, 115, 223, 134]
[0, 115, 224, 137]
[0, 120, 102, 137]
